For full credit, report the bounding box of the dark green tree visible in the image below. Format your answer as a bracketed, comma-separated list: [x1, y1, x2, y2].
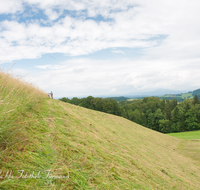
[127, 109, 134, 121]
[193, 94, 200, 105]
[70, 97, 80, 105]
[119, 100, 126, 107]
[184, 109, 199, 131]
[93, 98, 104, 111]
[147, 112, 154, 129]
[194, 104, 200, 123]
[152, 108, 165, 131]
[171, 106, 182, 132]
[160, 99, 165, 111]
[59, 97, 70, 103]
[165, 100, 171, 121]
[159, 119, 171, 133]
[79, 96, 95, 109]
[172, 106, 179, 123]
[170, 98, 177, 111]
[132, 109, 141, 124]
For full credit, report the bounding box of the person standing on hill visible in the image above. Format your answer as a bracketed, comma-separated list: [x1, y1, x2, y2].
[50, 91, 53, 99]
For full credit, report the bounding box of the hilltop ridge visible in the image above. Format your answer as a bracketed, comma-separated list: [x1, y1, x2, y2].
[0, 71, 200, 189]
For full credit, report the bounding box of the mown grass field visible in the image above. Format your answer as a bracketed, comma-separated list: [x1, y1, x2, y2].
[167, 130, 200, 139]
[167, 131, 200, 165]
[1, 70, 200, 189]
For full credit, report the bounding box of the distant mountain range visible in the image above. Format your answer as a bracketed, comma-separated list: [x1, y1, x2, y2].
[125, 89, 187, 97]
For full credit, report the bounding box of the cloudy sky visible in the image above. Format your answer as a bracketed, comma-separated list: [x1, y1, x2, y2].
[0, 0, 200, 98]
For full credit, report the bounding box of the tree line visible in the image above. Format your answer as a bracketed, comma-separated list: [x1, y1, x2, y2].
[59, 96, 122, 116]
[59, 95, 200, 133]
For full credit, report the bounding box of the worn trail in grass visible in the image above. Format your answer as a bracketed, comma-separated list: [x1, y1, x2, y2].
[167, 131, 200, 164]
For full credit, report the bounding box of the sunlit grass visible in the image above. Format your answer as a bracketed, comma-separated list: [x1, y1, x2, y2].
[0, 69, 47, 148]
[167, 130, 200, 139]
[1, 70, 200, 189]
[167, 131, 200, 163]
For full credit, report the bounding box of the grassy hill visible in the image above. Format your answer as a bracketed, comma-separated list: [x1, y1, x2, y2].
[158, 92, 193, 102]
[157, 88, 200, 102]
[1, 71, 200, 189]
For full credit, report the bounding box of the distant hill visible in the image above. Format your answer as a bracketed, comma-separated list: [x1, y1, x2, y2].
[156, 88, 200, 102]
[125, 89, 183, 97]
[193, 88, 200, 98]
[106, 96, 129, 101]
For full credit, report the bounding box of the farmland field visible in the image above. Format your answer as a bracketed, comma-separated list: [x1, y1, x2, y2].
[167, 130, 200, 139]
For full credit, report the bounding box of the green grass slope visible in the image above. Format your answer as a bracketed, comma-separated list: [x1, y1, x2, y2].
[168, 131, 200, 139]
[1, 71, 200, 190]
[167, 131, 200, 165]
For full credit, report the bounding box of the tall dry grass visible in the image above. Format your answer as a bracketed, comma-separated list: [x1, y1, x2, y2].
[0, 69, 47, 149]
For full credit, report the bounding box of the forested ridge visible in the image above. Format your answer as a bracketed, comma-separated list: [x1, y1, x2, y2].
[193, 89, 200, 97]
[59, 95, 200, 133]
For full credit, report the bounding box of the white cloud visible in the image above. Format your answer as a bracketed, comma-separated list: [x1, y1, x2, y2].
[0, 0, 24, 14]
[35, 65, 53, 69]
[112, 50, 125, 54]
[25, 57, 200, 97]
[0, 0, 200, 63]
[44, 8, 62, 21]
[0, 12, 158, 62]
[1, 0, 200, 96]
